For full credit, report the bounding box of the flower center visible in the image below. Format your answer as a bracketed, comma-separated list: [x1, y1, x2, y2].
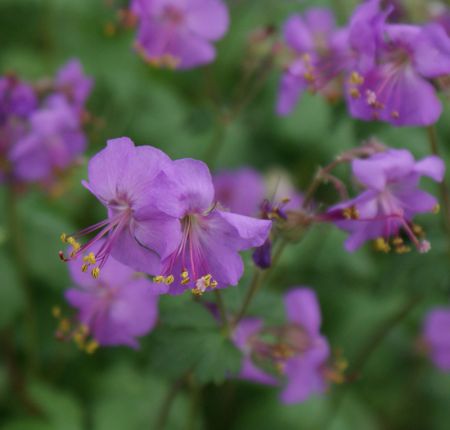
[153, 213, 218, 294]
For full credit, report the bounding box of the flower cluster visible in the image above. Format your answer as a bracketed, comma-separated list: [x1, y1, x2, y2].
[278, 0, 450, 126]
[60, 137, 271, 297]
[0, 59, 92, 187]
[130, 0, 229, 70]
[326, 147, 445, 253]
[233, 288, 332, 404]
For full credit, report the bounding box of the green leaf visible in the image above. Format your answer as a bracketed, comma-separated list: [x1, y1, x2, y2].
[93, 363, 190, 430]
[149, 327, 242, 384]
[158, 295, 218, 330]
[27, 382, 83, 430]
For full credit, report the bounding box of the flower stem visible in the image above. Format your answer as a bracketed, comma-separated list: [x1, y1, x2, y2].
[232, 269, 263, 327]
[323, 293, 424, 429]
[5, 186, 39, 374]
[155, 373, 188, 430]
[426, 126, 450, 238]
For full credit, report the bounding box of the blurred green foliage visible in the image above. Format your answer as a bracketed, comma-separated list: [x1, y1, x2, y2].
[1, 0, 450, 429]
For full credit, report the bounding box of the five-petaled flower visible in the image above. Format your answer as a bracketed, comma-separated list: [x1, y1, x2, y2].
[233, 287, 330, 403]
[132, 0, 229, 69]
[327, 148, 445, 253]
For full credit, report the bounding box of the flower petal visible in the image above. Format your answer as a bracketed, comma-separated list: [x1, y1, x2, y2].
[284, 288, 322, 336]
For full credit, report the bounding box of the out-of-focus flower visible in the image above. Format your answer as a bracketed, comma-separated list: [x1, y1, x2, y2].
[277, 8, 351, 115]
[10, 95, 86, 184]
[0, 76, 37, 122]
[423, 307, 450, 371]
[65, 240, 159, 349]
[326, 148, 445, 253]
[212, 168, 303, 269]
[59, 137, 180, 279]
[429, 2, 450, 35]
[154, 158, 271, 295]
[0, 60, 93, 185]
[213, 168, 266, 217]
[55, 59, 93, 112]
[233, 287, 330, 403]
[132, 0, 229, 69]
[347, 0, 450, 126]
[0, 77, 37, 176]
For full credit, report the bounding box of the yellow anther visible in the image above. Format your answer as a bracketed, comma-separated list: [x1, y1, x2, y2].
[153, 275, 164, 283]
[350, 71, 364, 85]
[301, 53, 311, 63]
[191, 288, 203, 297]
[412, 224, 424, 236]
[349, 88, 361, 99]
[395, 245, 411, 254]
[374, 237, 390, 253]
[78, 324, 89, 336]
[91, 267, 100, 279]
[58, 318, 71, 334]
[81, 263, 89, 273]
[52, 306, 61, 319]
[60, 233, 68, 243]
[303, 71, 315, 82]
[342, 206, 359, 220]
[392, 236, 403, 246]
[73, 333, 85, 349]
[83, 252, 96, 265]
[210, 280, 218, 288]
[181, 270, 189, 279]
[181, 278, 190, 285]
[433, 204, 441, 214]
[85, 340, 99, 355]
[165, 275, 174, 285]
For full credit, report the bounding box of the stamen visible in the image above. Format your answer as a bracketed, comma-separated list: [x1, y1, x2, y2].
[374, 237, 391, 253]
[342, 206, 359, 220]
[349, 71, 364, 85]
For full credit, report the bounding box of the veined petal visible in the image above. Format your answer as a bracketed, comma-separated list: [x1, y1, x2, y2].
[172, 158, 215, 212]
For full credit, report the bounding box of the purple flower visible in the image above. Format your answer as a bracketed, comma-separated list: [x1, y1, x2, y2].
[233, 287, 330, 403]
[55, 59, 93, 112]
[347, 0, 450, 126]
[9, 95, 86, 183]
[423, 307, 450, 371]
[0, 76, 37, 123]
[213, 168, 265, 217]
[66, 240, 158, 348]
[154, 158, 271, 294]
[132, 0, 229, 69]
[0, 77, 37, 178]
[429, 2, 450, 36]
[327, 148, 445, 253]
[59, 137, 181, 279]
[277, 8, 351, 115]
